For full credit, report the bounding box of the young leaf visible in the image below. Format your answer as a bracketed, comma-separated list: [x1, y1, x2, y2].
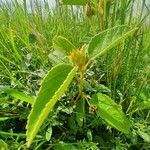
[88, 25, 138, 59]
[26, 64, 77, 147]
[90, 93, 130, 134]
[53, 36, 76, 57]
[0, 86, 33, 104]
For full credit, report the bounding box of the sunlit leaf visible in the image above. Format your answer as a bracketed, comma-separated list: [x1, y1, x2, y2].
[26, 64, 77, 147]
[88, 25, 138, 59]
[90, 93, 130, 134]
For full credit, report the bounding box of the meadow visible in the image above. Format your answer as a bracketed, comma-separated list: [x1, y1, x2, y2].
[0, 0, 150, 149]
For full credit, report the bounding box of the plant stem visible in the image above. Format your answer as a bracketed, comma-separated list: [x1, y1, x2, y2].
[84, 58, 93, 71]
[78, 70, 84, 98]
[70, 70, 84, 106]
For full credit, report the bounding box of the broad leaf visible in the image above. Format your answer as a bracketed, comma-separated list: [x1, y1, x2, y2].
[90, 93, 130, 134]
[62, 0, 89, 5]
[53, 36, 76, 57]
[88, 25, 138, 59]
[0, 86, 33, 104]
[26, 64, 77, 147]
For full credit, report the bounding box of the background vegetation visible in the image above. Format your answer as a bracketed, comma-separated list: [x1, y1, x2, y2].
[0, 0, 149, 149]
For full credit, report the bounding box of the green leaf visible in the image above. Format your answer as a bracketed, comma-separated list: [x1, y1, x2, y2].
[26, 64, 77, 147]
[76, 98, 85, 127]
[0, 131, 42, 138]
[90, 93, 130, 134]
[68, 115, 77, 134]
[62, 0, 89, 5]
[53, 36, 76, 57]
[134, 101, 150, 112]
[48, 52, 64, 65]
[62, 0, 97, 5]
[0, 117, 10, 121]
[88, 25, 138, 59]
[0, 86, 33, 104]
[46, 126, 52, 141]
[138, 131, 150, 143]
[0, 139, 8, 150]
[87, 130, 93, 142]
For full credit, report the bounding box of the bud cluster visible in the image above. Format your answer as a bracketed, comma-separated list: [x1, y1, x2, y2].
[69, 46, 87, 71]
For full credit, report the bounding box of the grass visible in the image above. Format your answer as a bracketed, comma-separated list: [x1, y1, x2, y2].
[0, 0, 150, 149]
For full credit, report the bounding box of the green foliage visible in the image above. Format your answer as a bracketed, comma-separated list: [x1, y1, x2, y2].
[138, 131, 150, 143]
[45, 126, 52, 141]
[134, 101, 150, 112]
[54, 143, 77, 150]
[0, 0, 149, 149]
[53, 36, 76, 57]
[0, 139, 8, 150]
[88, 25, 138, 59]
[0, 117, 11, 121]
[26, 64, 77, 147]
[0, 86, 33, 104]
[76, 98, 85, 127]
[90, 93, 130, 134]
[26, 23, 137, 146]
[62, 0, 98, 5]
